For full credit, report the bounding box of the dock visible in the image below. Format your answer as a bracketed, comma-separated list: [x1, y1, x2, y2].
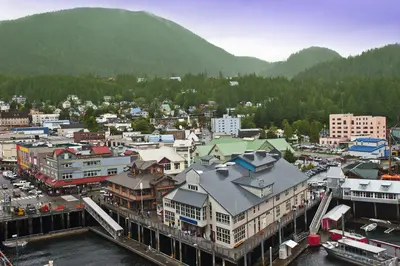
[272, 240, 308, 266]
[89, 226, 187, 266]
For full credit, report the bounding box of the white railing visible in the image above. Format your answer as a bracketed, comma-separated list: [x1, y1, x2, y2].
[309, 191, 332, 234]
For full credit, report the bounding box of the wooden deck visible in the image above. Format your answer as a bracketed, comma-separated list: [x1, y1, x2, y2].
[89, 226, 186, 266]
[272, 240, 308, 266]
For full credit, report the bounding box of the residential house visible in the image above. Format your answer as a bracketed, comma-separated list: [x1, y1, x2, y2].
[62, 101, 71, 109]
[162, 151, 309, 248]
[12, 95, 26, 104]
[106, 160, 178, 210]
[138, 146, 185, 175]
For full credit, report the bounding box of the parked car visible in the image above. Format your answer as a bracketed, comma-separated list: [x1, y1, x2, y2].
[13, 189, 21, 198]
[2, 184, 8, 189]
[25, 204, 37, 215]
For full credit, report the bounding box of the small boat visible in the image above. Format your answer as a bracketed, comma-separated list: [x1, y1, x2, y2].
[2, 240, 27, 248]
[322, 238, 398, 266]
[370, 218, 391, 224]
[364, 223, 378, 232]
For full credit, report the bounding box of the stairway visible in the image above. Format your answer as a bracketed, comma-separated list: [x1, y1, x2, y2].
[309, 191, 332, 235]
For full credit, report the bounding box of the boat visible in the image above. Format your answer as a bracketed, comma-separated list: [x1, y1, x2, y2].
[370, 218, 391, 224]
[364, 223, 378, 232]
[2, 240, 27, 248]
[329, 229, 368, 243]
[322, 238, 398, 266]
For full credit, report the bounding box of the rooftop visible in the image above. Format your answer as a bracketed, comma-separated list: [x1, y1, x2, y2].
[355, 138, 386, 143]
[348, 144, 386, 153]
[342, 178, 400, 194]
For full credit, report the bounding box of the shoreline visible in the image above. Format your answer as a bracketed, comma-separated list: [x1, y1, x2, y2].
[12, 227, 89, 243]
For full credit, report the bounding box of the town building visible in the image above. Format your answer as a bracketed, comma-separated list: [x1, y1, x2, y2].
[43, 120, 70, 130]
[173, 140, 193, 167]
[57, 124, 87, 137]
[347, 138, 387, 159]
[73, 131, 106, 144]
[137, 146, 186, 175]
[320, 113, 387, 146]
[11, 95, 26, 104]
[0, 111, 29, 127]
[211, 114, 241, 137]
[106, 160, 179, 210]
[37, 146, 132, 194]
[11, 127, 49, 136]
[31, 113, 60, 126]
[162, 151, 309, 249]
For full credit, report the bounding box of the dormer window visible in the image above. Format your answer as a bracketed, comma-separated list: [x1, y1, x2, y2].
[188, 184, 198, 191]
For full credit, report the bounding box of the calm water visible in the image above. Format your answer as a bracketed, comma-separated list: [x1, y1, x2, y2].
[4, 232, 155, 266]
[291, 222, 400, 266]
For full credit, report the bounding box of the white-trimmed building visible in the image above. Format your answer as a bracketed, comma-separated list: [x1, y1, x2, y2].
[347, 138, 387, 159]
[162, 151, 309, 249]
[32, 113, 60, 126]
[211, 114, 241, 137]
[138, 146, 186, 175]
[173, 139, 193, 167]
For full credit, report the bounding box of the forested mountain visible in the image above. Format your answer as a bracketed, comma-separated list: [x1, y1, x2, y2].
[1, 73, 400, 126]
[260, 47, 342, 78]
[295, 44, 400, 80]
[0, 8, 272, 76]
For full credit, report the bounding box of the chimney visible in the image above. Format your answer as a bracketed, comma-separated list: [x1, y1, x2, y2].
[244, 152, 255, 160]
[216, 167, 229, 177]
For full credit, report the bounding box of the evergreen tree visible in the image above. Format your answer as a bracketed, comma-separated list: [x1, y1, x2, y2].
[284, 149, 296, 163]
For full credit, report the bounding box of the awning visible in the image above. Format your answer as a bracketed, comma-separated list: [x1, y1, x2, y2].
[45, 176, 110, 188]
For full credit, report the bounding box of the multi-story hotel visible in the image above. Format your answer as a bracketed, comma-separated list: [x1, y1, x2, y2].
[211, 114, 241, 137]
[162, 151, 309, 249]
[320, 113, 387, 146]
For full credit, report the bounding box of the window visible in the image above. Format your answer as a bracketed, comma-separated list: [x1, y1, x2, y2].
[276, 206, 280, 217]
[62, 163, 72, 168]
[175, 202, 201, 220]
[165, 210, 175, 224]
[216, 227, 231, 244]
[188, 184, 198, 191]
[107, 168, 118, 175]
[202, 206, 207, 220]
[286, 200, 291, 211]
[233, 225, 246, 243]
[164, 163, 171, 170]
[62, 173, 72, 179]
[275, 194, 280, 201]
[233, 212, 245, 224]
[174, 163, 180, 169]
[293, 185, 297, 192]
[209, 203, 212, 219]
[84, 170, 101, 177]
[216, 212, 230, 225]
[83, 160, 101, 167]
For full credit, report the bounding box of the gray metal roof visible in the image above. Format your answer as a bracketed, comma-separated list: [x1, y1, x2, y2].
[172, 189, 208, 208]
[174, 161, 217, 184]
[198, 154, 309, 216]
[342, 178, 400, 193]
[237, 152, 276, 168]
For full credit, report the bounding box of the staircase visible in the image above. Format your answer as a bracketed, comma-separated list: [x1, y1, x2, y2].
[309, 191, 332, 234]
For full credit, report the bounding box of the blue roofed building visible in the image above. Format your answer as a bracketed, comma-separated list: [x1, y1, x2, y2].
[131, 107, 142, 116]
[147, 134, 175, 144]
[348, 138, 387, 159]
[162, 150, 309, 249]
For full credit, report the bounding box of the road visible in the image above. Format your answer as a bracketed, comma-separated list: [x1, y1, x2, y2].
[201, 127, 212, 144]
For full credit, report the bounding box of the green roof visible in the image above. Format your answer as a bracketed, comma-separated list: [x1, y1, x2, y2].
[195, 145, 213, 157]
[266, 138, 294, 152]
[216, 142, 249, 156]
[209, 138, 244, 145]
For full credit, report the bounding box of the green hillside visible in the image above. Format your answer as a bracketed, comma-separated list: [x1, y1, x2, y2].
[0, 8, 270, 76]
[295, 44, 400, 80]
[259, 47, 342, 78]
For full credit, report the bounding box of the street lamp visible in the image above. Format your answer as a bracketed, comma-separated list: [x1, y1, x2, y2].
[139, 182, 144, 215]
[12, 234, 18, 266]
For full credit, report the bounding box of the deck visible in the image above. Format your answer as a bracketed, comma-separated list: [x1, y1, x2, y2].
[89, 226, 186, 266]
[272, 240, 308, 266]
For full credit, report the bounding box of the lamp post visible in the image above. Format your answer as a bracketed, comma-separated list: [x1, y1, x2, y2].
[140, 183, 144, 215]
[12, 234, 18, 266]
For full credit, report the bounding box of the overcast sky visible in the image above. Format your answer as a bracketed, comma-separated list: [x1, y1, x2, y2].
[1, 0, 399, 61]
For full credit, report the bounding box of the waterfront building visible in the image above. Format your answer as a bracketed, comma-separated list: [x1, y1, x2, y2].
[347, 138, 387, 159]
[137, 146, 186, 175]
[162, 150, 309, 249]
[37, 146, 132, 193]
[320, 113, 386, 146]
[106, 160, 178, 210]
[211, 114, 241, 137]
[31, 113, 60, 126]
[0, 111, 29, 127]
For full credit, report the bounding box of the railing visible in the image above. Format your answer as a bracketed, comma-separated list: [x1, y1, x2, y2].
[309, 191, 332, 234]
[104, 198, 320, 262]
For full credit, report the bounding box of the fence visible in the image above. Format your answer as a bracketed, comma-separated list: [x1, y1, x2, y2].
[104, 199, 320, 262]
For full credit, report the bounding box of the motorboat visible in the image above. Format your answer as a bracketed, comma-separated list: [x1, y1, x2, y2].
[322, 238, 398, 266]
[2, 240, 27, 248]
[364, 223, 378, 232]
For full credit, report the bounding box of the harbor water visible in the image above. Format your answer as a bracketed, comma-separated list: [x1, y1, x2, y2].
[3, 222, 400, 266]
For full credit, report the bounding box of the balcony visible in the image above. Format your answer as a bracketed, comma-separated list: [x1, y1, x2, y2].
[107, 186, 154, 201]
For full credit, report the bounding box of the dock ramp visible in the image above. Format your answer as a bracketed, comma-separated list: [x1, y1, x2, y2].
[309, 191, 333, 234]
[82, 197, 123, 240]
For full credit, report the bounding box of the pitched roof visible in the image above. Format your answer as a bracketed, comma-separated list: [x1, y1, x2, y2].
[266, 138, 294, 152]
[132, 160, 158, 170]
[138, 146, 184, 162]
[355, 138, 385, 143]
[348, 144, 385, 153]
[172, 189, 208, 208]
[53, 148, 76, 156]
[195, 145, 213, 157]
[91, 146, 111, 155]
[106, 172, 152, 190]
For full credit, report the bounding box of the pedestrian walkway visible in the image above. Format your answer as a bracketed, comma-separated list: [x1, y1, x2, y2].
[0, 194, 44, 203]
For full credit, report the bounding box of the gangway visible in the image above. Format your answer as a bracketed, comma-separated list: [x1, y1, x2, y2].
[309, 191, 332, 234]
[82, 197, 123, 240]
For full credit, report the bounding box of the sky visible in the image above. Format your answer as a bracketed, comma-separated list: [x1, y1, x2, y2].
[0, 0, 399, 61]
